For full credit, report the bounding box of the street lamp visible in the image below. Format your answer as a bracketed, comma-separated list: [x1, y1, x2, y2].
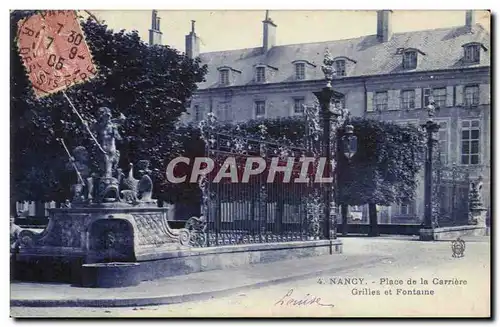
[313, 49, 354, 240]
[421, 96, 440, 232]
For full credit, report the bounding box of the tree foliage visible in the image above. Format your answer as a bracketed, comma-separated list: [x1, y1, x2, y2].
[336, 117, 426, 206]
[10, 10, 207, 202]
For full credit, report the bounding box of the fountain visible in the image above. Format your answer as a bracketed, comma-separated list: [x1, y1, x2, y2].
[12, 107, 206, 287]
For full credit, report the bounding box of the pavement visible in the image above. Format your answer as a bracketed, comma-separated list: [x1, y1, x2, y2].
[10, 235, 491, 313]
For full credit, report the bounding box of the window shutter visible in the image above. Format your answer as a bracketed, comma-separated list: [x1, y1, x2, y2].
[389, 90, 400, 111]
[455, 85, 464, 106]
[446, 86, 454, 107]
[415, 88, 422, 109]
[366, 92, 374, 112]
[479, 84, 490, 105]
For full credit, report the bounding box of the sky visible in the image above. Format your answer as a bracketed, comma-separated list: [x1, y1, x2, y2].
[91, 10, 491, 53]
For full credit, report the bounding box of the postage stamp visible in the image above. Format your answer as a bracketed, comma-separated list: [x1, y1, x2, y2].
[16, 10, 97, 98]
[9, 9, 491, 319]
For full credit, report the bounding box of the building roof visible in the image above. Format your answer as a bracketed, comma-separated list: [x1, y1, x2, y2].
[197, 23, 490, 90]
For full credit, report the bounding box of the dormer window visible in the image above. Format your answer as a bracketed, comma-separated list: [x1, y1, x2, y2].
[335, 60, 346, 76]
[464, 44, 481, 63]
[403, 50, 418, 69]
[295, 63, 305, 80]
[331, 56, 356, 77]
[256, 66, 266, 83]
[220, 69, 230, 85]
[217, 66, 242, 87]
[292, 60, 316, 81]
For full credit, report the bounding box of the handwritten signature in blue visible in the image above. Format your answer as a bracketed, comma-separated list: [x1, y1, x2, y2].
[274, 288, 335, 308]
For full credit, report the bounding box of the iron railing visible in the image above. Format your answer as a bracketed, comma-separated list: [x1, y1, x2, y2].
[199, 128, 326, 246]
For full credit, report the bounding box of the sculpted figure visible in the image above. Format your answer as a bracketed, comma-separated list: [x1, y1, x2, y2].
[137, 160, 153, 202]
[120, 163, 140, 204]
[93, 107, 125, 178]
[66, 146, 92, 202]
[10, 217, 22, 250]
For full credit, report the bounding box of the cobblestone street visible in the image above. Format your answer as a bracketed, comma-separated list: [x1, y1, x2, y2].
[11, 236, 491, 318]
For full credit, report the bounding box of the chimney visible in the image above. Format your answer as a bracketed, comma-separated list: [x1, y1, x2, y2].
[376, 10, 393, 42]
[185, 20, 200, 59]
[149, 10, 163, 45]
[262, 10, 277, 53]
[465, 10, 475, 33]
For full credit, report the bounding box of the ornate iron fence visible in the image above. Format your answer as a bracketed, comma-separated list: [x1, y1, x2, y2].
[432, 152, 470, 227]
[197, 113, 326, 246]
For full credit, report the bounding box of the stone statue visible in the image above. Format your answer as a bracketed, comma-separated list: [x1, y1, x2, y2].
[469, 176, 486, 226]
[426, 96, 440, 118]
[62, 199, 72, 208]
[121, 163, 139, 193]
[66, 146, 92, 203]
[120, 163, 140, 204]
[469, 178, 484, 211]
[10, 217, 22, 251]
[185, 216, 207, 247]
[93, 107, 126, 178]
[137, 160, 153, 202]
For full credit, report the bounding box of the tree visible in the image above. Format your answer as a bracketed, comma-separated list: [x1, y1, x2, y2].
[335, 118, 426, 235]
[10, 10, 207, 207]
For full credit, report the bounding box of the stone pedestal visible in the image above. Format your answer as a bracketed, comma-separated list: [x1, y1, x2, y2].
[419, 225, 488, 241]
[17, 205, 193, 261]
[13, 204, 197, 284]
[468, 208, 487, 227]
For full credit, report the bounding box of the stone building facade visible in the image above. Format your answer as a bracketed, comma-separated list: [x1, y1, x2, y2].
[158, 10, 491, 225]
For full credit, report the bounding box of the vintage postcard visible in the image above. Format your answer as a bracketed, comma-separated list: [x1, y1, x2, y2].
[9, 9, 491, 318]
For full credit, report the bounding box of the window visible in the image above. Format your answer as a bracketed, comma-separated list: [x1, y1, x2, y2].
[461, 120, 480, 165]
[432, 88, 447, 108]
[399, 204, 410, 215]
[220, 69, 229, 85]
[374, 91, 388, 111]
[464, 85, 479, 107]
[256, 66, 266, 83]
[434, 121, 449, 164]
[403, 51, 417, 69]
[331, 97, 345, 110]
[293, 98, 305, 114]
[423, 88, 431, 107]
[401, 90, 415, 109]
[335, 60, 346, 76]
[255, 101, 266, 118]
[464, 44, 480, 63]
[397, 200, 415, 216]
[217, 103, 231, 121]
[394, 120, 419, 127]
[295, 63, 305, 80]
[193, 105, 201, 122]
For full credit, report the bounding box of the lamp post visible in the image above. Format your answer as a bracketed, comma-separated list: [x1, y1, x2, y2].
[313, 49, 355, 240]
[340, 123, 358, 236]
[421, 97, 440, 230]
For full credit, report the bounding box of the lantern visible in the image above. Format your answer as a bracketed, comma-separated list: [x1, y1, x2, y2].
[342, 124, 357, 160]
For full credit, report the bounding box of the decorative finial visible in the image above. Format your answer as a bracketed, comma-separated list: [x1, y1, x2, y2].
[321, 48, 336, 87]
[426, 96, 439, 119]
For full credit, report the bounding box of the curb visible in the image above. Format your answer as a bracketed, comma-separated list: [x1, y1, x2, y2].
[11, 256, 389, 308]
